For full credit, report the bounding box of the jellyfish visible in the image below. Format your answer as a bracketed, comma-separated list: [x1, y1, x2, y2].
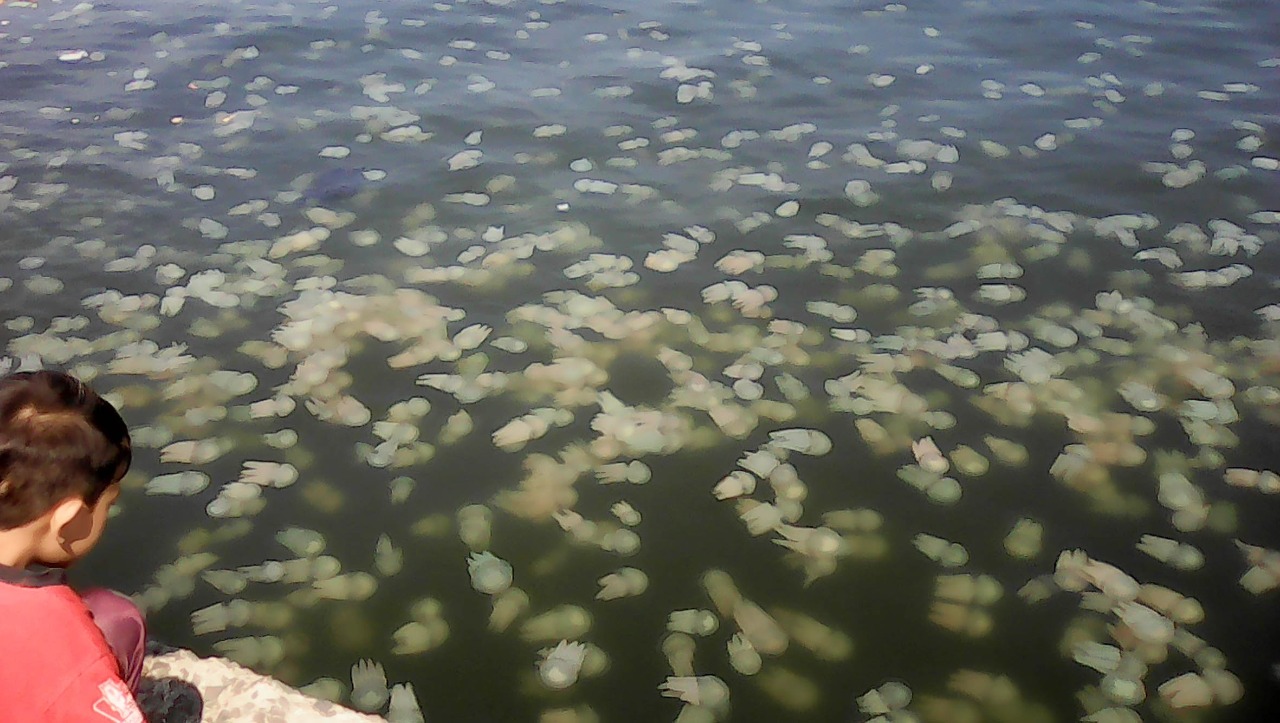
[313, 572, 377, 601]
[350, 659, 390, 712]
[190, 599, 252, 635]
[391, 619, 449, 655]
[732, 600, 788, 656]
[1157, 673, 1213, 709]
[772, 608, 853, 661]
[457, 504, 493, 551]
[610, 501, 642, 526]
[386, 683, 426, 723]
[755, 666, 820, 712]
[602, 528, 641, 555]
[468, 551, 514, 595]
[662, 633, 697, 677]
[1072, 642, 1122, 674]
[1003, 519, 1043, 559]
[1114, 601, 1174, 644]
[520, 605, 592, 643]
[911, 436, 949, 474]
[856, 681, 912, 715]
[596, 567, 648, 600]
[145, 471, 211, 496]
[928, 601, 993, 637]
[713, 470, 756, 500]
[375, 534, 403, 576]
[489, 587, 529, 632]
[1136, 535, 1204, 571]
[913, 533, 969, 568]
[736, 500, 784, 536]
[276, 527, 326, 557]
[667, 609, 719, 636]
[659, 675, 729, 712]
[1233, 540, 1280, 594]
[538, 641, 588, 690]
[212, 635, 285, 668]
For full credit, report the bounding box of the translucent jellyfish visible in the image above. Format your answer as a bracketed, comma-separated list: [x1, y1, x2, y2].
[391, 619, 449, 655]
[1058, 552, 1138, 601]
[756, 666, 819, 712]
[202, 569, 248, 595]
[386, 683, 426, 723]
[1114, 601, 1174, 644]
[713, 471, 757, 500]
[948, 445, 989, 476]
[1235, 540, 1280, 594]
[145, 471, 210, 496]
[772, 608, 853, 661]
[767, 428, 832, 455]
[239, 461, 299, 488]
[911, 437, 949, 474]
[1072, 642, 1121, 674]
[191, 599, 252, 635]
[913, 533, 969, 568]
[596, 567, 649, 600]
[983, 436, 1029, 466]
[212, 635, 285, 668]
[1224, 467, 1280, 493]
[935, 574, 1003, 605]
[375, 534, 403, 576]
[468, 551, 514, 595]
[521, 605, 593, 643]
[602, 528, 641, 555]
[1003, 519, 1043, 559]
[1137, 584, 1204, 625]
[538, 641, 588, 690]
[726, 632, 761, 675]
[1157, 673, 1213, 709]
[276, 527, 325, 557]
[659, 676, 729, 711]
[457, 504, 492, 551]
[667, 609, 719, 636]
[313, 572, 377, 601]
[1202, 668, 1243, 705]
[928, 601, 993, 636]
[489, 587, 529, 632]
[1136, 535, 1204, 570]
[161, 438, 229, 464]
[737, 500, 784, 536]
[610, 501, 642, 526]
[856, 681, 912, 715]
[350, 659, 390, 712]
[732, 600, 788, 655]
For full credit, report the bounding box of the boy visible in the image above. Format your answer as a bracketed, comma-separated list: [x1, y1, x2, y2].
[0, 370, 148, 722]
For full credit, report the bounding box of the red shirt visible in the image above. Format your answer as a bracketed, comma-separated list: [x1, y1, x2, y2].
[0, 569, 145, 723]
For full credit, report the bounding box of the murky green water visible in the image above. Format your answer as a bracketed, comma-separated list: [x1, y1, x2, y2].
[2, 0, 1279, 721]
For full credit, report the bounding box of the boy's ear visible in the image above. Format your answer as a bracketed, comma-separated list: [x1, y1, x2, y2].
[48, 495, 91, 545]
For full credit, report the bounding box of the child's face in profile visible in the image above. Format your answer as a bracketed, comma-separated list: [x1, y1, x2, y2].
[38, 483, 122, 567]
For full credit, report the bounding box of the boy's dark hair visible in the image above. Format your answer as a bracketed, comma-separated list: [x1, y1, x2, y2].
[0, 370, 132, 530]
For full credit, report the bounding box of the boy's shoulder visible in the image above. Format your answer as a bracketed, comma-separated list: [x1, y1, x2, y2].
[0, 579, 115, 655]
[0, 581, 140, 721]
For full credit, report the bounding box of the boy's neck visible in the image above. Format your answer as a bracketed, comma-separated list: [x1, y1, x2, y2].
[0, 527, 40, 568]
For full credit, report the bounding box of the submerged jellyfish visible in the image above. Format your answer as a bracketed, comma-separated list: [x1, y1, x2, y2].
[302, 167, 371, 204]
[350, 658, 389, 712]
[468, 551, 514, 595]
[386, 683, 426, 723]
[726, 633, 761, 675]
[912, 437, 949, 474]
[659, 675, 730, 713]
[596, 567, 648, 600]
[538, 640, 588, 690]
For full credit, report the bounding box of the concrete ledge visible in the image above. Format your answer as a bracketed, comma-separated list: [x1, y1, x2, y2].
[141, 648, 383, 722]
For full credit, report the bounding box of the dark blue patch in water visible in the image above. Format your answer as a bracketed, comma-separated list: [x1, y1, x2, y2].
[301, 167, 370, 204]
